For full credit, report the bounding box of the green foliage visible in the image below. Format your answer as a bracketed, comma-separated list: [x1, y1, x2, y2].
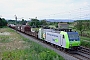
[40, 20, 47, 26]
[0, 18, 7, 28]
[29, 19, 49, 28]
[75, 20, 90, 36]
[0, 36, 10, 43]
[2, 47, 64, 60]
[55, 23, 58, 28]
[8, 19, 27, 25]
[67, 22, 72, 24]
[1, 38, 64, 60]
[80, 36, 90, 41]
[49, 22, 58, 25]
[21, 19, 27, 25]
[8, 20, 15, 24]
[29, 19, 40, 28]
[80, 36, 90, 48]
[2, 50, 25, 60]
[80, 40, 90, 48]
[75, 21, 83, 34]
[49, 25, 56, 28]
[49, 22, 58, 28]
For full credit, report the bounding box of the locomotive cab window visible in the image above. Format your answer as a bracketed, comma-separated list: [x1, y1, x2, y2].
[67, 32, 80, 41]
[63, 35, 64, 38]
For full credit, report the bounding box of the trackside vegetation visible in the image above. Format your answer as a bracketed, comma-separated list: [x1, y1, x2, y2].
[80, 37, 90, 48]
[0, 18, 7, 28]
[0, 28, 64, 60]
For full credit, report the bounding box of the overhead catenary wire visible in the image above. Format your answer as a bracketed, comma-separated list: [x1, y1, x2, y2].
[37, 5, 90, 20]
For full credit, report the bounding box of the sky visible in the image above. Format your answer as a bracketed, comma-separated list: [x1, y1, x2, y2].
[0, 0, 90, 20]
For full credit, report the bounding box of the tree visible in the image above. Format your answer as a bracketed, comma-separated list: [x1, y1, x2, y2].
[29, 18, 40, 28]
[0, 18, 3, 27]
[75, 20, 90, 36]
[55, 23, 58, 28]
[75, 20, 84, 36]
[21, 19, 27, 25]
[8, 20, 15, 24]
[2, 18, 7, 26]
[85, 20, 90, 30]
[0, 18, 7, 28]
[40, 20, 47, 26]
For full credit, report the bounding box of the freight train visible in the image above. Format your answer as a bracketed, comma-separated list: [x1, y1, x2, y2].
[9, 24, 80, 51]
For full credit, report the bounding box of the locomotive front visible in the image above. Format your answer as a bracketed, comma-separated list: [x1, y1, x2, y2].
[60, 31, 80, 50]
[67, 32, 80, 50]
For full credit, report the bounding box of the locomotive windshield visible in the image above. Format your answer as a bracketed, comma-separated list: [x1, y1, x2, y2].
[67, 32, 80, 41]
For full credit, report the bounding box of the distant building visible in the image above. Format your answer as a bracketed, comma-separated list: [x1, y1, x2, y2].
[58, 23, 69, 29]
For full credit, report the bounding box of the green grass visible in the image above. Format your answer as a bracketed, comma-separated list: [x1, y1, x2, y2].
[6, 28, 16, 32]
[49, 25, 56, 28]
[0, 27, 15, 32]
[69, 25, 74, 29]
[0, 27, 64, 60]
[0, 36, 11, 43]
[80, 40, 90, 48]
[2, 48, 64, 60]
[80, 36, 90, 41]
[80, 36, 90, 48]
[31, 28, 39, 32]
[2, 37, 64, 60]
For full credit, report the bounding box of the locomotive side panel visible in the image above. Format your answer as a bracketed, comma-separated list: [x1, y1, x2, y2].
[45, 32, 63, 47]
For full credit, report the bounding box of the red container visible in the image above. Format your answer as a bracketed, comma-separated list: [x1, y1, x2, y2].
[21, 25, 31, 32]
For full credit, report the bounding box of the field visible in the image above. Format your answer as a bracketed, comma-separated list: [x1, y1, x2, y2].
[0, 27, 64, 60]
[31, 28, 39, 32]
[49, 25, 56, 28]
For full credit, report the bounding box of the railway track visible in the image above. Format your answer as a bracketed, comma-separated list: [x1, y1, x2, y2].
[48, 43, 90, 60]
[73, 46, 90, 60]
[15, 28, 90, 60]
[78, 46, 90, 55]
[73, 53, 89, 60]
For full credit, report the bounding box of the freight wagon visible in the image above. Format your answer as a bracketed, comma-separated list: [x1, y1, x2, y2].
[21, 25, 31, 32]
